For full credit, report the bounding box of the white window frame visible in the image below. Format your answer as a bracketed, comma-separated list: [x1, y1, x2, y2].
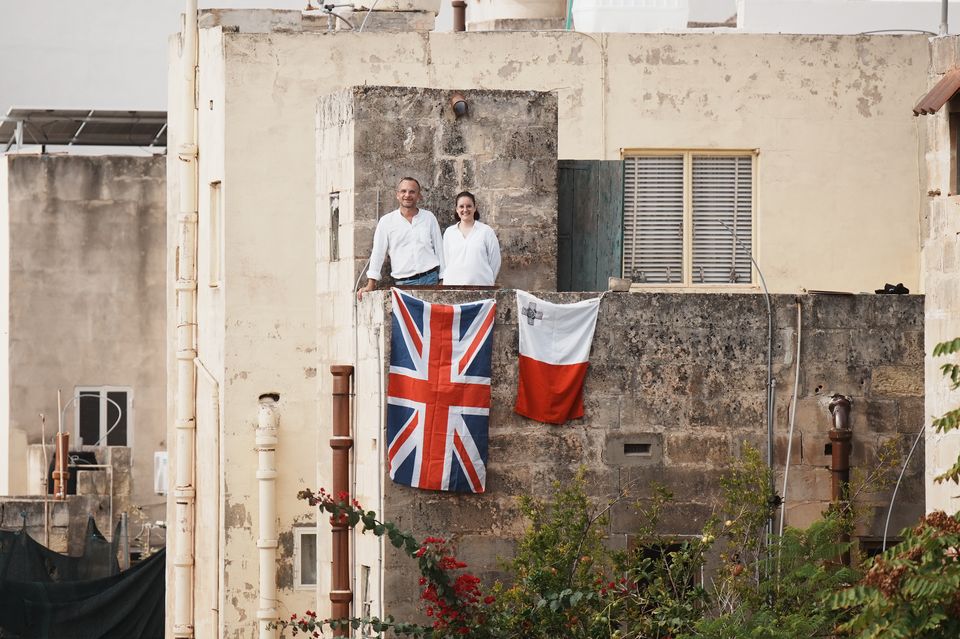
[293, 526, 318, 590]
[621, 149, 758, 289]
[73, 386, 134, 450]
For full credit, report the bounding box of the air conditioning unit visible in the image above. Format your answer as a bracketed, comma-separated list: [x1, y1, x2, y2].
[154, 451, 168, 495]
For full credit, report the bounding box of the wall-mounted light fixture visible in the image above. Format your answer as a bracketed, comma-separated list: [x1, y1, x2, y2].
[449, 92, 468, 117]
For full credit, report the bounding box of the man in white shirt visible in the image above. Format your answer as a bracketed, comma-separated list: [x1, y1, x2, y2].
[357, 177, 445, 300]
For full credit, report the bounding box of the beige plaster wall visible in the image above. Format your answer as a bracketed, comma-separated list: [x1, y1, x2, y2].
[0, 154, 166, 516]
[220, 26, 926, 295]
[921, 36, 960, 514]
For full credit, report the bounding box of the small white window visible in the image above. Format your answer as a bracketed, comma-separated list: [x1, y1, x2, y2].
[74, 386, 133, 448]
[293, 526, 318, 589]
[623, 151, 755, 286]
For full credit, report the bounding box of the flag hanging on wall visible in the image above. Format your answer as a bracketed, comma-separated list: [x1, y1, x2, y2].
[514, 291, 602, 425]
[386, 288, 496, 494]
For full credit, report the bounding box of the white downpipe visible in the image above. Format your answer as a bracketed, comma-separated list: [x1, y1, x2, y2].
[173, 1, 199, 638]
[194, 358, 221, 635]
[256, 397, 280, 639]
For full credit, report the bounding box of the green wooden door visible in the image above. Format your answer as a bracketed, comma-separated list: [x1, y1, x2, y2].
[557, 160, 624, 292]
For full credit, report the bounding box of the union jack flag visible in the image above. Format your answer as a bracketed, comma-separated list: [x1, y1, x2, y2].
[387, 288, 496, 494]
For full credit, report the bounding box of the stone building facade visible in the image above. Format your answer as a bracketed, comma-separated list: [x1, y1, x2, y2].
[167, 10, 934, 637]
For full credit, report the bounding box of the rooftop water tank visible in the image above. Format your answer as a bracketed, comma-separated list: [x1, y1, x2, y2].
[468, 0, 567, 24]
[572, 0, 690, 32]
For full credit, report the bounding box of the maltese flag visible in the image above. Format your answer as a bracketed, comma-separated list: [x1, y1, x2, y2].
[514, 291, 602, 425]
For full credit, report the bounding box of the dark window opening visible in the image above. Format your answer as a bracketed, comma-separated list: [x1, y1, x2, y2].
[106, 391, 128, 446]
[78, 393, 100, 447]
[624, 443, 652, 456]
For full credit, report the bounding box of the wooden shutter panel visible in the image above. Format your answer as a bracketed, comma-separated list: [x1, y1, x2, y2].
[691, 155, 753, 284]
[622, 155, 684, 284]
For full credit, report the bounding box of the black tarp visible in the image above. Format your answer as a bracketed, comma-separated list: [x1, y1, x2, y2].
[0, 519, 164, 639]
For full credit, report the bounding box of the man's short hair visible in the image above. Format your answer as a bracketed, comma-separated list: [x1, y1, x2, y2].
[397, 177, 422, 190]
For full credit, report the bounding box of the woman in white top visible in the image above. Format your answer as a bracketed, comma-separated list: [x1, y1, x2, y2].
[442, 191, 502, 286]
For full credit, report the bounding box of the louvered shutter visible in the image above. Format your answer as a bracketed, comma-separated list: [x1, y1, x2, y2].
[691, 155, 753, 284]
[622, 155, 684, 284]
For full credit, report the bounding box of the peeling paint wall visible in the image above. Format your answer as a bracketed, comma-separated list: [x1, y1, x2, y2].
[921, 35, 960, 515]
[220, 25, 927, 295]
[0, 154, 166, 518]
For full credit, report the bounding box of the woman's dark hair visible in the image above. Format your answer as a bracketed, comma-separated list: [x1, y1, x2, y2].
[454, 190, 479, 221]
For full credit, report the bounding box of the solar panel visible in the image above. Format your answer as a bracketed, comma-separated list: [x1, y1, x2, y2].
[0, 108, 167, 149]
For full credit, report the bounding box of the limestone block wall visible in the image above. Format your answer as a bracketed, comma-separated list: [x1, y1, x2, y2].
[358, 290, 924, 619]
[0, 154, 166, 519]
[315, 85, 558, 622]
[346, 86, 557, 291]
[921, 35, 960, 514]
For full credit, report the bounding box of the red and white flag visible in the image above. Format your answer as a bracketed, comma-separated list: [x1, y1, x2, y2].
[514, 291, 601, 425]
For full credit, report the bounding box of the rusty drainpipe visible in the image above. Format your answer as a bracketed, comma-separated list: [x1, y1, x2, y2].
[828, 394, 852, 566]
[330, 365, 355, 635]
[452, 1, 466, 31]
[52, 390, 69, 500]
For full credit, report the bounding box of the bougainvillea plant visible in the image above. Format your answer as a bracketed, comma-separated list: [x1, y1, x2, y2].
[271, 488, 495, 639]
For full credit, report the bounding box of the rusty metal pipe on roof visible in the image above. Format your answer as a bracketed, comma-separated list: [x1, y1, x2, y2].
[452, 1, 466, 31]
[828, 394, 852, 566]
[330, 365, 355, 636]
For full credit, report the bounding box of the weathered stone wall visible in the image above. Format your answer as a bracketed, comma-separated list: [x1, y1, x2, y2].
[346, 86, 557, 291]
[921, 35, 960, 515]
[0, 155, 166, 521]
[360, 290, 925, 618]
[316, 85, 557, 622]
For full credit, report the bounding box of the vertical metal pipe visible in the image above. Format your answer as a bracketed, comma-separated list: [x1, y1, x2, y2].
[53, 432, 69, 500]
[256, 396, 280, 639]
[330, 365, 354, 636]
[452, 1, 466, 31]
[828, 394, 852, 566]
[941, 0, 949, 36]
[120, 512, 130, 570]
[173, 1, 199, 637]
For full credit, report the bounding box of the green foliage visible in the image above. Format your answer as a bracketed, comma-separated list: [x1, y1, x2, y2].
[830, 512, 960, 638]
[490, 469, 611, 637]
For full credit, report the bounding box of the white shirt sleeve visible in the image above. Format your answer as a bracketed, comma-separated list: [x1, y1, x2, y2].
[432, 214, 446, 279]
[486, 224, 502, 281]
[366, 215, 389, 281]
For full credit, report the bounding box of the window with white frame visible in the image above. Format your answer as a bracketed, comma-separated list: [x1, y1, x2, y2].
[622, 152, 755, 286]
[75, 386, 132, 448]
[293, 526, 318, 589]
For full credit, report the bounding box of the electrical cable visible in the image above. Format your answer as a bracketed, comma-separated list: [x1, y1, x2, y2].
[358, 0, 384, 33]
[58, 393, 124, 446]
[882, 427, 925, 551]
[778, 300, 803, 538]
